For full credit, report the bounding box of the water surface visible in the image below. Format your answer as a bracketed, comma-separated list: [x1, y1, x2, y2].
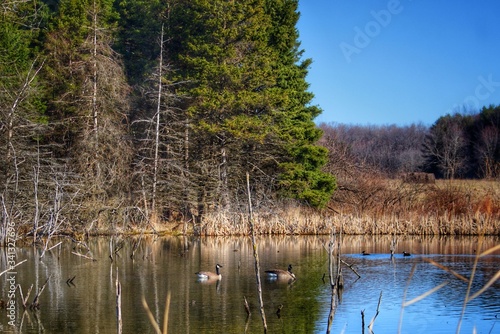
[0, 235, 499, 333]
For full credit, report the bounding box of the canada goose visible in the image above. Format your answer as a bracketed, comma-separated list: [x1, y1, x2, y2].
[362, 250, 370, 256]
[265, 264, 296, 281]
[195, 264, 222, 280]
[402, 251, 411, 257]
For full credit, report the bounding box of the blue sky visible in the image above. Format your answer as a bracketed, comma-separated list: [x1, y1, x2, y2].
[297, 0, 500, 126]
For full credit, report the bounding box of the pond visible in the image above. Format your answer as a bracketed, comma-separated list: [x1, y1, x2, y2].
[0, 235, 499, 333]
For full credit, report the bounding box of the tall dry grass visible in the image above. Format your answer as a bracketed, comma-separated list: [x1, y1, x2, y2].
[102, 177, 499, 236]
[181, 178, 500, 236]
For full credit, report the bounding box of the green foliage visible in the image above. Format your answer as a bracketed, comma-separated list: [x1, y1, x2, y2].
[0, 22, 30, 71]
[278, 144, 336, 207]
[114, 0, 164, 84]
[6, 0, 500, 232]
[171, 0, 336, 207]
[2, 0, 338, 232]
[278, 161, 336, 208]
[0, 0, 49, 73]
[40, 0, 134, 206]
[0, 1, 49, 121]
[262, 0, 335, 206]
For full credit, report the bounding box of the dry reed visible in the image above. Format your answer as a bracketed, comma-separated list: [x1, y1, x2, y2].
[70, 179, 499, 237]
[190, 179, 500, 236]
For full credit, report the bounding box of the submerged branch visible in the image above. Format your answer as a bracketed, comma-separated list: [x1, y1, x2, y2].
[340, 259, 361, 278]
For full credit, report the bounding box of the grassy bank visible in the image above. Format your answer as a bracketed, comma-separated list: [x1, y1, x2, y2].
[40, 179, 499, 238]
[173, 179, 500, 236]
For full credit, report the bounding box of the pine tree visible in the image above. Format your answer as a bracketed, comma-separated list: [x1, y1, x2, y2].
[114, 0, 164, 85]
[265, 0, 336, 207]
[167, 0, 275, 215]
[167, 0, 335, 211]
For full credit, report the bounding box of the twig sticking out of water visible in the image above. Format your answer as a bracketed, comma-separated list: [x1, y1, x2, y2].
[31, 275, 51, 310]
[361, 310, 365, 334]
[143, 296, 161, 334]
[47, 241, 63, 252]
[337, 269, 344, 288]
[131, 235, 143, 259]
[19, 284, 33, 309]
[71, 251, 96, 261]
[69, 238, 95, 261]
[340, 259, 361, 279]
[390, 236, 397, 258]
[326, 227, 342, 334]
[109, 237, 124, 262]
[367, 291, 382, 333]
[276, 304, 283, 318]
[162, 293, 171, 334]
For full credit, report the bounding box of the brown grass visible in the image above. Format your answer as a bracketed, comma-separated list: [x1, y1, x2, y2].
[190, 179, 500, 236]
[63, 179, 499, 237]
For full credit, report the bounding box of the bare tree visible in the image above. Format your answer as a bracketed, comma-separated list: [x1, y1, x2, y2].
[424, 118, 467, 179]
[319, 122, 427, 177]
[131, 23, 191, 225]
[41, 1, 134, 230]
[0, 49, 49, 244]
[476, 125, 500, 179]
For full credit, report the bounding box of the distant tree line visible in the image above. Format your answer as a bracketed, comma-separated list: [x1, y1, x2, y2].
[423, 106, 500, 179]
[320, 105, 500, 180]
[319, 123, 427, 178]
[0, 0, 335, 241]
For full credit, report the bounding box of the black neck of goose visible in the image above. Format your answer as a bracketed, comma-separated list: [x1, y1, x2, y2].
[216, 266, 220, 275]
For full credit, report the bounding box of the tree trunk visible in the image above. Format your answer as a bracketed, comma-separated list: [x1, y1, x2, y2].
[152, 24, 165, 215]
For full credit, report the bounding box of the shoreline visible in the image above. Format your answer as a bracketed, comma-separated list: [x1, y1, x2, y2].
[12, 211, 499, 242]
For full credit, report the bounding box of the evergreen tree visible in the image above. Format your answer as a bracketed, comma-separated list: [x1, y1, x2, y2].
[114, 0, 165, 85]
[167, 0, 335, 212]
[167, 0, 276, 215]
[265, 0, 335, 207]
